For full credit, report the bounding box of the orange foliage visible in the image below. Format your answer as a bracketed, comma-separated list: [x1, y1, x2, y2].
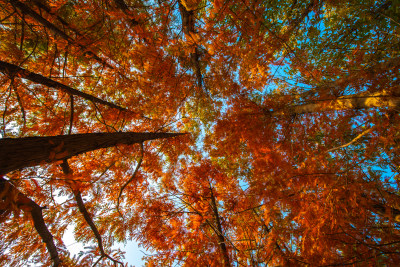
[0, 0, 400, 266]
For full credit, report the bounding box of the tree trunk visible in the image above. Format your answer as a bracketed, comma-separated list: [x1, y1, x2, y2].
[0, 60, 125, 111]
[0, 177, 61, 266]
[0, 132, 184, 175]
[178, 1, 203, 89]
[209, 187, 231, 267]
[269, 91, 400, 116]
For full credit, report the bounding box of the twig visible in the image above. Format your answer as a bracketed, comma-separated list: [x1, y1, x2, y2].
[326, 127, 375, 153]
[117, 142, 144, 217]
[68, 95, 74, 135]
[60, 160, 123, 267]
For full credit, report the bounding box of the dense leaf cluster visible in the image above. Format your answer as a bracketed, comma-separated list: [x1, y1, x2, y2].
[0, 0, 399, 266]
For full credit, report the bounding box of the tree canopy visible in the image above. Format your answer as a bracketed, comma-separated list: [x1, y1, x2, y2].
[0, 0, 399, 266]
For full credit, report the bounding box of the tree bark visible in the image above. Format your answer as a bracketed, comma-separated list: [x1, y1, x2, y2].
[209, 187, 231, 267]
[0, 177, 61, 266]
[268, 91, 400, 116]
[0, 132, 185, 175]
[178, 1, 203, 89]
[0, 60, 125, 111]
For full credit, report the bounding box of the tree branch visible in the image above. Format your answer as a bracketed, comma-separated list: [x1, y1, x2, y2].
[326, 127, 375, 152]
[9, 0, 113, 69]
[73, 190, 123, 266]
[60, 161, 123, 266]
[0, 60, 126, 111]
[0, 177, 61, 266]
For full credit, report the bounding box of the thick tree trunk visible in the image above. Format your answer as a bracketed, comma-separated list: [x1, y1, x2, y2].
[209, 187, 231, 267]
[0, 60, 125, 111]
[0, 177, 61, 266]
[0, 132, 184, 175]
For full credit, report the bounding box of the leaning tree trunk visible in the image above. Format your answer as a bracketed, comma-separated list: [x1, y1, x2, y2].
[0, 132, 184, 175]
[0, 177, 61, 266]
[268, 91, 400, 116]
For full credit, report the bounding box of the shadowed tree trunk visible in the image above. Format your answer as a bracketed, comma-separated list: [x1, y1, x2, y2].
[209, 187, 231, 267]
[0, 132, 185, 175]
[0, 177, 61, 267]
[178, 1, 203, 89]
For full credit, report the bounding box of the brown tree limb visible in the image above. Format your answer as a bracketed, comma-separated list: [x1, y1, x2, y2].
[0, 60, 126, 111]
[9, 0, 113, 69]
[73, 190, 123, 266]
[209, 186, 231, 267]
[68, 95, 74, 135]
[360, 193, 400, 224]
[60, 161, 123, 266]
[326, 127, 375, 152]
[178, 1, 203, 89]
[113, 0, 139, 26]
[0, 131, 186, 175]
[0, 177, 61, 266]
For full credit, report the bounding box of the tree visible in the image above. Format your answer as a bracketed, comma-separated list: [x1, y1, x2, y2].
[0, 0, 399, 266]
[0, 131, 184, 175]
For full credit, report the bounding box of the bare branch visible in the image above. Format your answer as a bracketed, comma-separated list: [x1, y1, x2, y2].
[0, 60, 126, 111]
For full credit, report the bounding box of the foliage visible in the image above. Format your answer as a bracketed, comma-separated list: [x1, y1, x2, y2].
[0, 0, 399, 266]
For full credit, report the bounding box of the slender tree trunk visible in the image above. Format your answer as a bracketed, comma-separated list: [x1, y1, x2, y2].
[0, 60, 125, 111]
[0, 177, 61, 266]
[0, 132, 184, 175]
[268, 91, 400, 116]
[178, 1, 203, 89]
[209, 187, 231, 267]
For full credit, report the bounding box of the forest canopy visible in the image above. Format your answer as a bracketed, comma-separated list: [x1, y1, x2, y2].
[0, 0, 400, 266]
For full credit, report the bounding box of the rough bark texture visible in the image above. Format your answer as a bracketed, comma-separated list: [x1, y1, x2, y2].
[0, 132, 184, 175]
[0, 60, 125, 111]
[0, 178, 61, 266]
[210, 188, 231, 267]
